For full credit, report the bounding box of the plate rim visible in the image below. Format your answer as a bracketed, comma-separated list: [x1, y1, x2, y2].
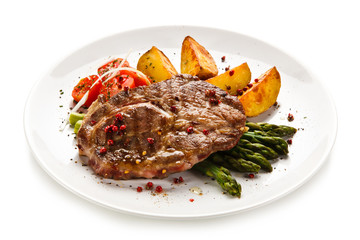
[23, 25, 338, 219]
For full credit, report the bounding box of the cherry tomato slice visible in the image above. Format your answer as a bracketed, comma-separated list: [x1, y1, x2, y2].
[72, 75, 99, 103]
[72, 63, 149, 107]
[98, 58, 130, 80]
[99, 74, 137, 101]
[121, 76, 136, 89]
[135, 76, 150, 87]
[119, 69, 150, 87]
[99, 78, 122, 101]
[84, 79, 103, 107]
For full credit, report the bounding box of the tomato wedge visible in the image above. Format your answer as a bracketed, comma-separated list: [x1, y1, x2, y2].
[72, 75, 99, 103]
[98, 58, 130, 80]
[84, 79, 102, 107]
[119, 69, 150, 87]
[72, 61, 150, 108]
[99, 78, 122, 100]
[121, 76, 136, 89]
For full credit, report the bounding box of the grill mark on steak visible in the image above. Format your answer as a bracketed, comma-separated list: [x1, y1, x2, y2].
[77, 74, 246, 180]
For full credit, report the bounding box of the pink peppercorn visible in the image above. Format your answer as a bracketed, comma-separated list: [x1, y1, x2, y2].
[99, 147, 107, 154]
[155, 186, 163, 193]
[187, 126, 194, 134]
[107, 139, 114, 146]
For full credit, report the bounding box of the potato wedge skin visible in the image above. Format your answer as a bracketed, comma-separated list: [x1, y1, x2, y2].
[239, 67, 281, 117]
[181, 36, 218, 80]
[137, 46, 178, 83]
[206, 63, 251, 95]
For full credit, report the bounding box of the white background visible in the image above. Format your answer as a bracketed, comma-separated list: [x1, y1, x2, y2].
[1, 0, 359, 239]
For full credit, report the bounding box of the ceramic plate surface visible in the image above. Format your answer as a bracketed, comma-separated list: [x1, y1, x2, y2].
[24, 26, 337, 219]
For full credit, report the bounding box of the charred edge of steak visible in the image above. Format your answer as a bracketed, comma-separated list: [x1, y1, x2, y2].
[77, 74, 246, 179]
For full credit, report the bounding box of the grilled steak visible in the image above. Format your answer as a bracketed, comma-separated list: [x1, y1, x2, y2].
[77, 74, 246, 179]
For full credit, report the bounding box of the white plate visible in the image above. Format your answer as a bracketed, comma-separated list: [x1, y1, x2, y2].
[24, 26, 337, 219]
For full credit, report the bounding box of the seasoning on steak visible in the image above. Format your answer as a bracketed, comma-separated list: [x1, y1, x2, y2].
[77, 74, 246, 180]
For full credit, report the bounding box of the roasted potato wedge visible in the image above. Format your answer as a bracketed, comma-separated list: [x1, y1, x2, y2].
[206, 63, 251, 95]
[181, 36, 218, 80]
[137, 46, 178, 83]
[239, 67, 281, 117]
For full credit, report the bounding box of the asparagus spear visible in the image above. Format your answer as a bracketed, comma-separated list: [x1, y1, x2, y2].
[229, 146, 273, 172]
[241, 131, 289, 155]
[210, 153, 260, 173]
[193, 124, 294, 197]
[237, 139, 279, 160]
[193, 160, 242, 198]
[246, 122, 297, 137]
